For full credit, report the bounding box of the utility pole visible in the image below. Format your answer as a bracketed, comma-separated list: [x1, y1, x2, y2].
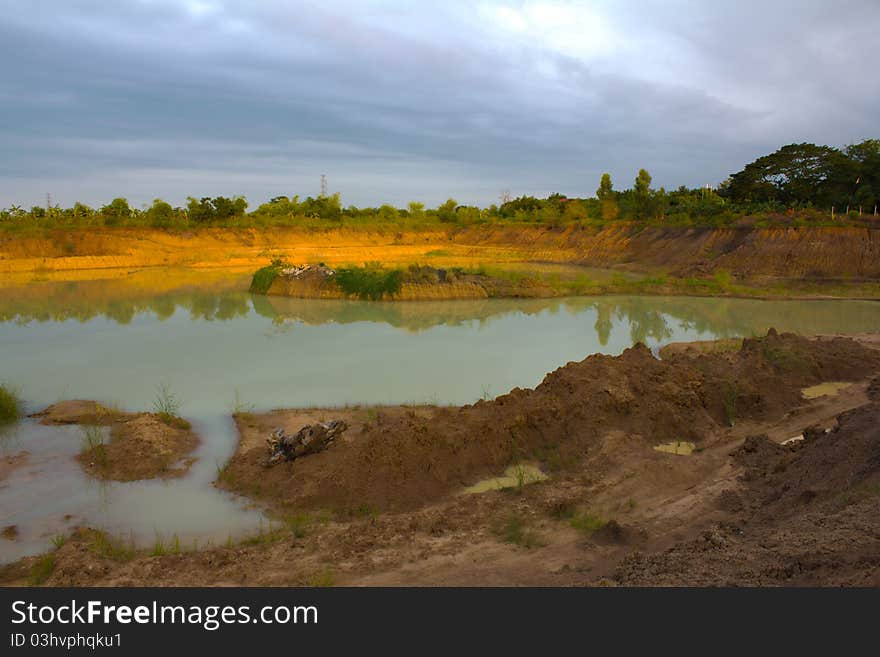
[321, 174, 327, 197]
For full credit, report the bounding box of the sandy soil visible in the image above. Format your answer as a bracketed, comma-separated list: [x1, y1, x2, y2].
[3, 331, 879, 587]
[35, 401, 199, 482]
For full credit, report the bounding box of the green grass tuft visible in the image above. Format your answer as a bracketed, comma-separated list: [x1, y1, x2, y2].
[570, 511, 607, 534]
[494, 513, 544, 549]
[0, 385, 22, 424]
[29, 553, 55, 585]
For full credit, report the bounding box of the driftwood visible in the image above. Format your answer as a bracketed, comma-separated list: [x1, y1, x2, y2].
[264, 419, 348, 466]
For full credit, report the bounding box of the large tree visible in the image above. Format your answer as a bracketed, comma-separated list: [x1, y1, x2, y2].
[723, 142, 854, 207]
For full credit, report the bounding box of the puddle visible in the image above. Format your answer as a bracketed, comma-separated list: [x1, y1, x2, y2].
[462, 464, 548, 494]
[653, 441, 696, 455]
[801, 382, 852, 399]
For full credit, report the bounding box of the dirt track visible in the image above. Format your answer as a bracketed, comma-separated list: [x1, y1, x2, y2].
[3, 331, 879, 586]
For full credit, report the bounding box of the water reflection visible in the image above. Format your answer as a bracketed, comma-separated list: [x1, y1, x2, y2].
[3, 279, 880, 345]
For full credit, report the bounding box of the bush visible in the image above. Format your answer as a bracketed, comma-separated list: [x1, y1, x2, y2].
[334, 263, 403, 300]
[0, 385, 21, 424]
[249, 258, 288, 294]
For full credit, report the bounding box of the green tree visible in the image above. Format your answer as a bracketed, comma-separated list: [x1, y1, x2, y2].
[435, 198, 458, 223]
[146, 198, 174, 227]
[634, 169, 652, 219]
[100, 198, 131, 226]
[597, 173, 618, 221]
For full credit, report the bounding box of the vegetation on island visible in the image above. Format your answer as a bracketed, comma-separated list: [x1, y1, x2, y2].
[2, 140, 878, 232]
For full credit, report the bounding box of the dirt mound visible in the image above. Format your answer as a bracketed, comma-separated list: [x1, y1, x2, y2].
[222, 331, 880, 515]
[614, 401, 880, 586]
[32, 400, 122, 425]
[78, 413, 198, 482]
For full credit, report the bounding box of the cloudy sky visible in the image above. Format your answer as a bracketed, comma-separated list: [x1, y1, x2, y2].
[1, 0, 878, 209]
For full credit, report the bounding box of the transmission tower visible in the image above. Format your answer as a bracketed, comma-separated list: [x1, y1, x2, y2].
[321, 174, 327, 197]
[500, 189, 511, 204]
[46, 192, 51, 210]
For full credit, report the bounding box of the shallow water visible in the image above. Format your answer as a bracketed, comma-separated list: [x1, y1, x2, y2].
[1, 278, 880, 562]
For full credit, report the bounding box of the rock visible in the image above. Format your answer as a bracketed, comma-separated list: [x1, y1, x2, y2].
[264, 419, 348, 465]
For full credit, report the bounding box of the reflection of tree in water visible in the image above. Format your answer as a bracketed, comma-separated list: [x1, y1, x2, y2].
[0, 281, 251, 325]
[253, 295, 574, 334]
[2, 280, 880, 341]
[594, 303, 612, 346]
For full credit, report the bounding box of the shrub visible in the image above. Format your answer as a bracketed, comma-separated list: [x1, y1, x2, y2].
[334, 262, 403, 300]
[0, 385, 21, 424]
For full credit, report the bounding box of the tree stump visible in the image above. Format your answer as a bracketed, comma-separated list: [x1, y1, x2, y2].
[264, 419, 348, 466]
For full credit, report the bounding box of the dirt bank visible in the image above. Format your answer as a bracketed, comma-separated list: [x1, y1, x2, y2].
[35, 401, 199, 482]
[4, 224, 880, 285]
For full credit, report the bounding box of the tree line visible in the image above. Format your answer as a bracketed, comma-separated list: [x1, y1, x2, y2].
[2, 139, 877, 229]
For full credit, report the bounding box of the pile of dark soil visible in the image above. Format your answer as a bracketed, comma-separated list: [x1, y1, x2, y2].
[614, 400, 880, 586]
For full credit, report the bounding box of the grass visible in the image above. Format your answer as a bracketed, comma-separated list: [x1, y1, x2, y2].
[494, 513, 544, 549]
[760, 342, 813, 374]
[150, 533, 183, 556]
[0, 384, 22, 424]
[334, 262, 404, 300]
[28, 553, 55, 585]
[153, 383, 181, 416]
[287, 512, 313, 538]
[89, 530, 137, 561]
[215, 460, 234, 484]
[157, 413, 191, 430]
[352, 504, 378, 519]
[80, 424, 107, 467]
[569, 511, 608, 534]
[232, 389, 255, 416]
[250, 261, 285, 294]
[307, 569, 335, 587]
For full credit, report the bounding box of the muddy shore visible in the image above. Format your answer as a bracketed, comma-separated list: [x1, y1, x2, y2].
[3, 331, 879, 586]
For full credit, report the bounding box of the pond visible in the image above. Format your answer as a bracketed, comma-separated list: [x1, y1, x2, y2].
[1, 276, 879, 562]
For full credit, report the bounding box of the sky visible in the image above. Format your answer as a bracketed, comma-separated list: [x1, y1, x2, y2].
[1, 0, 878, 209]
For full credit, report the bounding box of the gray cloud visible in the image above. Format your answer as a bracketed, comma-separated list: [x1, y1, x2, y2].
[1, 0, 878, 208]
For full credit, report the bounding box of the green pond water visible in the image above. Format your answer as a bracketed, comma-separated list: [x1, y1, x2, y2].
[1, 278, 879, 563]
